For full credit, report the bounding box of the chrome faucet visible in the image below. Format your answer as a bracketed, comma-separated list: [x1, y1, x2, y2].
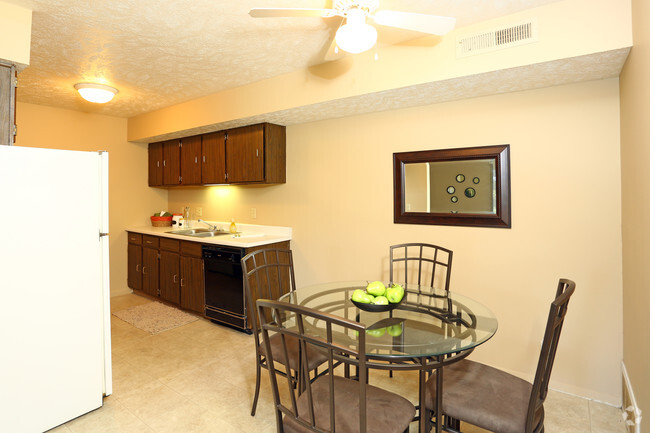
[198, 219, 220, 231]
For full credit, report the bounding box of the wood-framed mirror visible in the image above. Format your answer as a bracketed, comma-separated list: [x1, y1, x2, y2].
[393, 145, 511, 228]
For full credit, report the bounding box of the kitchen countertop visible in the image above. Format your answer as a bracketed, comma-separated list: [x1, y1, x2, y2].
[127, 222, 292, 248]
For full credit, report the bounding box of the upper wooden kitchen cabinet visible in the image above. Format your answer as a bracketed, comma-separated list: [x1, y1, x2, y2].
[148, 122, 285, 187]
[148, 142, 163, 186]
[201, 130, 226, 184]
[0, 61, 17, 145]
[180, 135, 202, 185]
[162, 139, 181, 185]
[226, 123, 286, 184]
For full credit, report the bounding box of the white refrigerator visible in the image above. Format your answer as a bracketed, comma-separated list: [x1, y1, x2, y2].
[0, 145, 112, 432]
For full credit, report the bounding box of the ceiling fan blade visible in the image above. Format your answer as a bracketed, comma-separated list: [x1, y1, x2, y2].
[373, 10, 456, 35]
[249, 8, 336, 18]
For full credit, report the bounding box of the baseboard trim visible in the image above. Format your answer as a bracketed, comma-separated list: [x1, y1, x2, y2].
[622, 361, 643, 433]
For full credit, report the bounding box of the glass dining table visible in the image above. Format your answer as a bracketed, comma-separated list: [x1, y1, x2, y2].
[278, 281, 498, 433]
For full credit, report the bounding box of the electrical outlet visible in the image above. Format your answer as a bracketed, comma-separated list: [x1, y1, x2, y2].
[196, 207, 202, 217]
[251, 208, 257, 219]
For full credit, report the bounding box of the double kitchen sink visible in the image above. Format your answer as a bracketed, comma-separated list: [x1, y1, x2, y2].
[166, 228, 231, 238]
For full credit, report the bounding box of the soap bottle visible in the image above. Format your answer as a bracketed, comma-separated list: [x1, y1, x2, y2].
[229, 218, 237, 234]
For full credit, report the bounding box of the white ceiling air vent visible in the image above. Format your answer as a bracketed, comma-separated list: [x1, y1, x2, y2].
[456, 18, 538, 58]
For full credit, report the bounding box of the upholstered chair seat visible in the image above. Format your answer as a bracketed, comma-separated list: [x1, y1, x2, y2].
[425, 360, 542, 433]
[284, 375, 415, 433]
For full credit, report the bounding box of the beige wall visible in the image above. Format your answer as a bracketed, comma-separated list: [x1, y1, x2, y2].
[14, 102, 167, 297]
[620, 0, 650, 418]
[0, 1, 31, 68]
[168, 79, 623, 404]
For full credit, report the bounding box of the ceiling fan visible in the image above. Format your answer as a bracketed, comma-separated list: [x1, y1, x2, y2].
[249, 0, 456, 55]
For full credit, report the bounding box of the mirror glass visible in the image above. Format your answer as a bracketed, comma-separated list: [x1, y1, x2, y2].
[404, 159, 496, 214]
[394, 145, 511, 228]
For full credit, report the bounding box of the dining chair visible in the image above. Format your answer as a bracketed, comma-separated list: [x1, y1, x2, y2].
[257, 298, 416, 433]
[389, 243, 453, 291]
[241, 248, 328, 416]
[388, 243, 453, 379]
[424, 278, 576, 433]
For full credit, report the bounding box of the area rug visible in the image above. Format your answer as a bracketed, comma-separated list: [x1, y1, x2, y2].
[113, 301, 199, 334]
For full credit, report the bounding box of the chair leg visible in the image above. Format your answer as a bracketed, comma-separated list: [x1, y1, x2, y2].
[424, 408, 433, 433]
[251, 358, 262, 416]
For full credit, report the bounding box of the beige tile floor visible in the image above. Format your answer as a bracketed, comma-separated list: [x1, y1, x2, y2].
[48, 293, 627, 433]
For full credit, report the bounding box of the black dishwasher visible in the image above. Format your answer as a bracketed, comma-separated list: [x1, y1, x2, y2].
[202, 245, 250, 333]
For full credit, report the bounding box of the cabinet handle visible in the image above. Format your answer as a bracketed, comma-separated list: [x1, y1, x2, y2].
[256, 149, 259, 157]
[157, 161, 160, 168]
[146, 240, 152, 244]
[173, 274, 178, 283]
[202, 155, 206, 163]
[136, 264, 141, 272]
[180, 278, 184, 287]
[142, 266, 147, 275]
[194, 156, 198, 164]
[163, 160, 166, 167]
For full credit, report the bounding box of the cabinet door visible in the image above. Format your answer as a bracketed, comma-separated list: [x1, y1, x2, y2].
[163, 139, 181, 185]
[160, 250, 180, 304]
[148, 142, 164, 186]
[0, 62, 16, 145]
[180, 135, 202, 185]
[142, 247, 159, 297]
[226, 124, 264, 183]
[201, 131, 226, 184]
[180, 256, 205, 314]
[127, 244, 142, 290]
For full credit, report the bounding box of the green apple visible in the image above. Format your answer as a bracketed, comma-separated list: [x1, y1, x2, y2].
[373, 295, 389, 305]
[366, 327, 386, 337]
[387, 324, 403, 337]
[366, 281, 386, 297]
[386, 284, 405, 303]
[351, 289, 372, 304]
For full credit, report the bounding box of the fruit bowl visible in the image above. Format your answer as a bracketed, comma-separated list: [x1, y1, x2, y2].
[350, 282, 405, 312]
[351, 297, 403, 312]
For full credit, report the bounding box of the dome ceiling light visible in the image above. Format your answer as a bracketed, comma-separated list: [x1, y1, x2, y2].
[74, 83, 118, 103]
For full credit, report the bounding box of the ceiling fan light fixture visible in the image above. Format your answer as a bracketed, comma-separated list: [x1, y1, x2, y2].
[74, 83, 118, 103]
[335, 8, 377, 54]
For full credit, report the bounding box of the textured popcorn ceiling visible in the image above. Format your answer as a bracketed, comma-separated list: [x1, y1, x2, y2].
[8, 0, 573, 119]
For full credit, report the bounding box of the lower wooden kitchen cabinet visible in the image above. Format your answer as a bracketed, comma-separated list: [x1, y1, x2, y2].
[179, 241, 204, 314]
[159, 250, 180, 304]
[142, 243, 160, 298]
[127, 233, 143, 290]
[126, 231, 289, 326]
[127, 232, 208, 316]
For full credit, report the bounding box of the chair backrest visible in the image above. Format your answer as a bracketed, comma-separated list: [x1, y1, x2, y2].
[257, 299, 368, 433]
[389, 243, 453, 291]
[525, 278, 576, 432]
[241, 248, 296, 346]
